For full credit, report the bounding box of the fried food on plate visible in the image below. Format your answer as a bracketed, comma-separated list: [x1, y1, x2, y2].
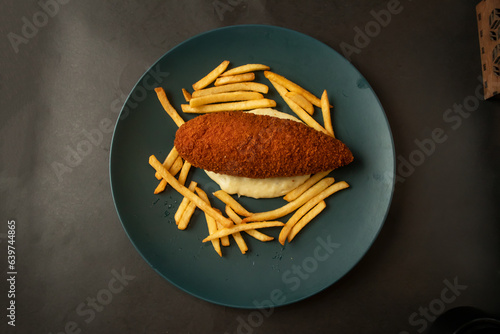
[321, 90, 335, 137]
[264, 71, 322, 107]
[285, 91, 314, 115]
[174, 111, 353, 179]
[192, 60, 230, 90]
[220, 64, 270, 76]
[181, 99, 276, 113]
[154, 87, 185, 127]
[189, 91, 264, 107]
[214, 72, 255, 86]
[191, 82, 269, 97]
[149, 155, 234, 227]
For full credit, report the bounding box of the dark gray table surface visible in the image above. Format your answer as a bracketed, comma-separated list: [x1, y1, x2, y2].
[1, 1, 499, 333]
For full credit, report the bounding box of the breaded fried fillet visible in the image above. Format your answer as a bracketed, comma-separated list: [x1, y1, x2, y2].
[174, 111, 353, 179]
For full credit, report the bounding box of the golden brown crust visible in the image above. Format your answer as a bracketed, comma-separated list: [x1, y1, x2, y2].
[174, 111, 353, 178]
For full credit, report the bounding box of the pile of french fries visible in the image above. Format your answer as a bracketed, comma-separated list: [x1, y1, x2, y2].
[148, 60, 349, 257]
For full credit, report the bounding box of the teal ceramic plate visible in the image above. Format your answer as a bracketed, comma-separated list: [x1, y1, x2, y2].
[110, 25, 395, 308]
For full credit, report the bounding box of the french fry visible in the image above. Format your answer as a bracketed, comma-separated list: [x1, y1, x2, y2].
[149, 155, 234, 227]
[177, 160, 192, 186]
[175, 181, 198, 224]
[154, 156, 184, 194]
[181, 99, 276, 113]
[191, 82, 269, 97]
[189, 91, 264, 107]
[269, 80, 329, 135]
[231, 228, 248, 254]
[207, 215, 223, 254]
[154, 180, 167, 195]
[214, 73, 255, 86]
[182, 88, 192, 102]
[278, 181, 349, 244]
[192, 60, 230, 90]
[155, 147, 179, 180]
[283, 170, 332, 202]
[170, 156, 184, 175]
[285, 91, 314, 115]
[287, 201, 327, 242]
[225, 206, 274, 242]
[269, 79, 287, 96]
[177, 200, 196, 230]
[214, 208, 230, 246]
[321, 90, 335, 137]
[154, 87, 185, 127]
[264, 71, 321, 107]
[219, 231, 230, 246]
[241, 177, 335, 224]
[221, 64, 270, 76]
[202, 221, 284, 242]
[214, 190, 252, 217]
[195, 187, 222, 256]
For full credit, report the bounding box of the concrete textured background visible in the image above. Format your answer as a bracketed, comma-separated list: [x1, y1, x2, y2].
[1, 1, 499, 333]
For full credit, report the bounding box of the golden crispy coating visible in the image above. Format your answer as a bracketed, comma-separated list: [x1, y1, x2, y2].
[174, 111, 353, 178]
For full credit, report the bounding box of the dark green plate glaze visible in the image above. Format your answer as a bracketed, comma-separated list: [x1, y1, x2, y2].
[110, 25, 395, 308]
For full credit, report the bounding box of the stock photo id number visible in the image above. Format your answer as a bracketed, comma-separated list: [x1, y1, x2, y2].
[6, 219, 16, 327]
